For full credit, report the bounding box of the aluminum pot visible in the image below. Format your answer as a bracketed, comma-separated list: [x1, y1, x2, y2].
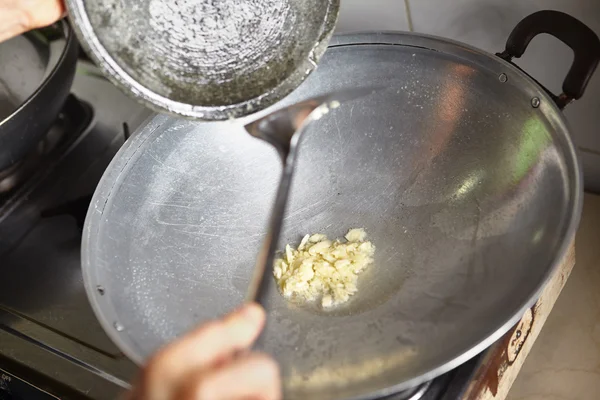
[65, 0, 340, 120]
[82, 11, 599, 400]
[0, 21, 78, 171]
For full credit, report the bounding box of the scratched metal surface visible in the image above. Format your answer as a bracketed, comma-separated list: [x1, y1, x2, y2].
[65, 0, 339, 120]
[82, 33, 581, 400]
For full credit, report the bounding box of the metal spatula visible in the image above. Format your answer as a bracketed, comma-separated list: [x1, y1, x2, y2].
[244, 88, 376, 304]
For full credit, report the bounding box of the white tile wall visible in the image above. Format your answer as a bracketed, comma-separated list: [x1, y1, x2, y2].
[335, 0, 410, 33]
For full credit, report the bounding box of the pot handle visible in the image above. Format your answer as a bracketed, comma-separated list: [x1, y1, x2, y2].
[496, 10, 600, 109]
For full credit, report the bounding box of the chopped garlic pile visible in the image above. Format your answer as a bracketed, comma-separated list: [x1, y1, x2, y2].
[273, 228, 375, 308]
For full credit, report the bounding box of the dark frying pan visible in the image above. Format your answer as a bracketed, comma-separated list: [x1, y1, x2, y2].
[0, 20, 78, 171]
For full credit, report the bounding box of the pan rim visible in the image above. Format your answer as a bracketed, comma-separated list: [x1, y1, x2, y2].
[81, 31, 583, 399]
[0, 20, 76, 127]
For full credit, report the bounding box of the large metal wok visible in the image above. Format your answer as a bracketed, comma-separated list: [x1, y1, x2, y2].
[83, 11, 599, 400]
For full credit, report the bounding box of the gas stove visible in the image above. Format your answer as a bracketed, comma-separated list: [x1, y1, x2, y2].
[0, 61, 485, 400]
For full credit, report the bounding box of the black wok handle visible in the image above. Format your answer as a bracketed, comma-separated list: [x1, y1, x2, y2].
[496, 10, 600, 109]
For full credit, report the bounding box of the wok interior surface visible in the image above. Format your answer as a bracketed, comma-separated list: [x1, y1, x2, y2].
[84, 38, 579, 399]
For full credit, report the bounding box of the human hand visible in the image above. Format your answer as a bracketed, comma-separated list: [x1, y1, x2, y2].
[128, 303, 281, 400]
[0, 0, 65, 43]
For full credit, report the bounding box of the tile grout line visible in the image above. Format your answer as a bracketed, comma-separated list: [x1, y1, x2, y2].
[404, 0, 414, 32]
[579, 146, 600, 157]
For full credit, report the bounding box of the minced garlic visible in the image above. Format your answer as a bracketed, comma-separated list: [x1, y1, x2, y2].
[273, 228, 375, 308]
